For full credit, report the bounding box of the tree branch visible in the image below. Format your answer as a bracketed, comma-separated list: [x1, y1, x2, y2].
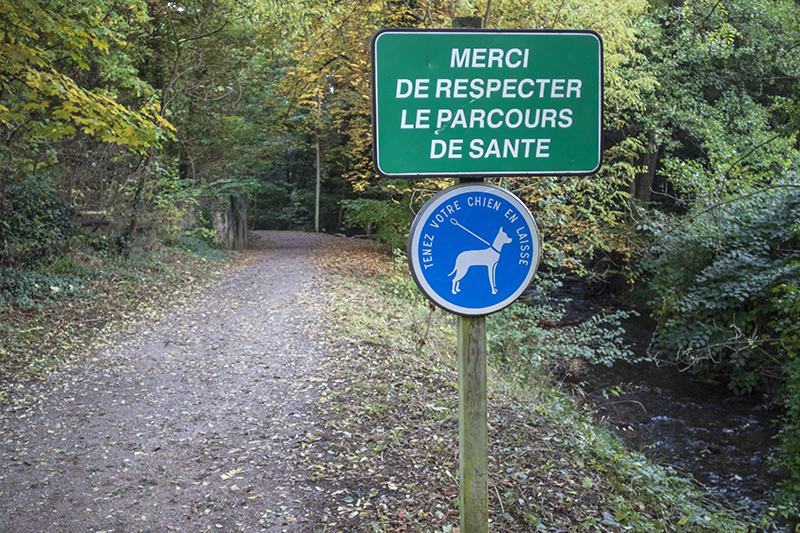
[657, 184, 800, 240]
[723, 133, 784, 179]
[698, 0, 725, 27]
[178, 18, 230, 45]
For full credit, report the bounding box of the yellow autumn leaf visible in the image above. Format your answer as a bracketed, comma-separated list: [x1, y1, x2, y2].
[92, 37, 109, 52]
[220, 467, 244, 480]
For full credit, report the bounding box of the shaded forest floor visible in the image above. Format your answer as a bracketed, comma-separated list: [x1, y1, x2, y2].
[1, 231, 770, 532]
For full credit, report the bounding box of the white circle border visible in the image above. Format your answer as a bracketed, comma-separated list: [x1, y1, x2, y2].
[407, 183, 541, 316]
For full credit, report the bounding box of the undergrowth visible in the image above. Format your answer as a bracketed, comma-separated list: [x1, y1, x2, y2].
[318, 245, 770, 532]
[0, 235, 235, 387]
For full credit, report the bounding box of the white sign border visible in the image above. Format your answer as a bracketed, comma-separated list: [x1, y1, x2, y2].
[372, 28, 604, 178]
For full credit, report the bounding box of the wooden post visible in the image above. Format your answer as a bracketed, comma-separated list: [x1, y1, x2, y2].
[451, 3, 488, 504]
[452, 16, 488, 532]
[458, 315, 488, 533]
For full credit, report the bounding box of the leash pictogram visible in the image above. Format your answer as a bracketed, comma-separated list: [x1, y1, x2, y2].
[408, 184, 540, 316]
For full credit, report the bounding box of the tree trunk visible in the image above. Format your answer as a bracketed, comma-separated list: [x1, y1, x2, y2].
[631, 132, 659, 204]
[126, 156, 150, 242]
[632, 151, 658, 203]
[315, 123, 320, 233]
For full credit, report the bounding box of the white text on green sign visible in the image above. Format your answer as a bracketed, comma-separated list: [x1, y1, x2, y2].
[372, 30, 603, 177]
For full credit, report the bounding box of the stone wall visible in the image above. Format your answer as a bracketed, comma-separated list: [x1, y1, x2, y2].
[210, 192, 248, 250]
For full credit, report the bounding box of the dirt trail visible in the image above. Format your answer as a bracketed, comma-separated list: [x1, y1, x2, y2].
[1, 231, 338, 533]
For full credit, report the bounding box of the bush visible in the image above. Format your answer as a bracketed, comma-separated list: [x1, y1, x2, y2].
[0, 177, 80, 267]
[177, 235, 227, 261]
[341, 197, 413, 249]
[642, 182, 800, 526]
[85, 233, 130, 258]
[771, 281, 800, 527]
[643, 183, 800, 394]
[488, 272, 639, 384]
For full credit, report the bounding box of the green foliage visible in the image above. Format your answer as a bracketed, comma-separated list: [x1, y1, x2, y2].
[340, 197, 413, 250]
[185, 204, 217, 243]
[379, 249, 423, 303]
[770, 281, 800, 526]
[177, 235, 227, 262]
[487, 274, 639, 384]
[84, 233, 129, 258]
[251, 176, 294, 230]
[0, 175, 134, 311]
[0, 266, 88, 311]
[250, 183, 315, 232]
[0, 0, 173, 163]
[287, 189, 316, 230]
[117, 159, 214, 248]
[643, 181, 800, 394]
[633, 3, 800, 510]
[0, 177, 80, 267]
[635, 0, 800, 188]
[506, 170, 637, 276]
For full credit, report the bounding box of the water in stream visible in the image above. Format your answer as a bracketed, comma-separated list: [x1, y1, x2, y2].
[547, 280, 784, 523]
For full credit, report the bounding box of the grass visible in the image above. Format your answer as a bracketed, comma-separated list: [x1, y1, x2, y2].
[310, 243, 773, 532]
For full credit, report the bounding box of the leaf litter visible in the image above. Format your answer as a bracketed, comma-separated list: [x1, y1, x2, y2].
[0, 231, 761, 533]
[1, 232, 340, 532]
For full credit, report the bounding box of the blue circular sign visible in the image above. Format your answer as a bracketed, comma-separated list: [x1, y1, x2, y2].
[408, 183, 541, 316]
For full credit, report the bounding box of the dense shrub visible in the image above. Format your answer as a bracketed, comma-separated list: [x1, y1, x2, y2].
[643, 183, 800, 394]
[488, 273, 639, 385]
[340, 197, 413, 249]
[771, 281, 800, 525]
[1, 177, 80, 267]
[178, 235, 228, 261]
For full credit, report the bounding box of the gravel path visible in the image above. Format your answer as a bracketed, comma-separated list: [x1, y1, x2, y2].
[1, 231, 339, 533]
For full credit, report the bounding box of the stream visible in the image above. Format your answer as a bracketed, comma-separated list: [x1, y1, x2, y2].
[548, 279, 784, 522]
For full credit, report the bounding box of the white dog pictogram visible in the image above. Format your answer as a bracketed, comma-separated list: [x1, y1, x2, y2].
[448, 226, 512, 295]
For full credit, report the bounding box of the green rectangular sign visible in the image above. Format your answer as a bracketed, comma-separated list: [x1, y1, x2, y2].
[371, 29, 603, 178]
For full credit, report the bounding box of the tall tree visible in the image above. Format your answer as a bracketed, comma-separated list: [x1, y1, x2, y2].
[634, 0, 800, 205]
[0, 0, 172, 174]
